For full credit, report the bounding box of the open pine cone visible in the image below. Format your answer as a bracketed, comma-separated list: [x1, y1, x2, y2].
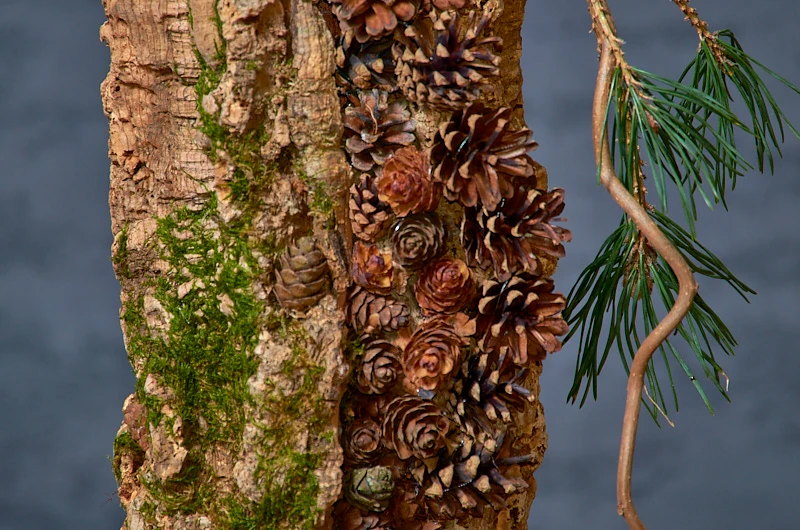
[376, 146, 441, 217]
[461, 351, 534, 423]
[331, 0, 417, 44]
[432, 103, 537, 211]
[462, 186, 571, 281]
[350, 173, 394, 242]
[352, 241, 394, 294]
[381, 396, 453, 462]
[337, 34, 397, 91]
[476, 274, 568, 365]
[391, 212, 447, 270]
[344, 89, 416, 173]
[356, 339, 403, 395]
[333, 501, 394, 530]
[273, 237, 330, 312]
[414, 257, 475, 315]
[394, 10, 501, 110]
[348, 285, 409, 334]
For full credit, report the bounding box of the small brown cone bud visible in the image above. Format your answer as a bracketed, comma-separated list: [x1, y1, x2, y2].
[348, 286, 409, 334]
[349, 173, 393, 242]
[415, 258, 475, 315]
[477, 274, 568, 365]
[356, 339, 402, 394]
[391, 212, 446, 270]
[352, 241, 393, 294]
[273, 237, 330, 312]
[401, 315, 472, 393]
[382, 396, 452, 461]
[344, 417, 383, 465]
[376, 146, 441, 217]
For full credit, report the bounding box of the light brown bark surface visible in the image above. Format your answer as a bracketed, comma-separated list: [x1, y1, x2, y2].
[101, 0, 547, 528]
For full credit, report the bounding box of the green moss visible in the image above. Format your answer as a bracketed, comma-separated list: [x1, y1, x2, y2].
[112, 430, 146, 483]
[113, 223, 132, 280]
[221, 319, 327, 530]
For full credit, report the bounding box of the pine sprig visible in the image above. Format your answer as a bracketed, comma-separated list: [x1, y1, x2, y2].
[567, 25, 799, 419]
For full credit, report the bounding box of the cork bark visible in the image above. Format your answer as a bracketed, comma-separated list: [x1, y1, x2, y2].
[101, 0, 546, 529]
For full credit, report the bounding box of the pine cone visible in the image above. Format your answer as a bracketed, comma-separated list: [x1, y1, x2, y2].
[382, 396, 452, 461]
[352, 241, 394, 294]
[336, 34, 396, 91]
[401, 314, 473, 393]
[343, 90, 416, 173]
[350, 173, 394, 243]
[376, 146, 441, 217]
[274, 237, 330, 312]
[356, 339, 403, 394]
[394, 11, 501, 110]
[346, 466, 396, 512]
[334, 501, 393, 530]
[331, 0, 417, 44]
[461, 351, 534, 423]
[462, 186, 571, 280]
[414, 258, 475, 315]
[344, 417, 384, 465]
[349, 285, 409, 334]
[476, 274, 568, 365]
[432, 103, 537, 211]
[391, 212, 446, 270]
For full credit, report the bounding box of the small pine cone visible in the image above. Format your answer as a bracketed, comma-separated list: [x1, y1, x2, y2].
[391, 212, 446, 270]
[414, 257, 475, 315]
[348, 286, 409, 334]
[394, 11, 501, 110]
[356, 339, 403, 394]
[382, 396, 452, 461]
[432, 103, 537, 211]
[376, 146, 441, 217]
[346, 466, 396, 512]
[349, 173, 393, 242]
[331, 0, 417, 44]
[462, 351, 534, 423]
[462, 186, 571, 280]
[429, 0, 467, 9]
[476, 274, 568, 365]
[274, 237, 330, 312]
[334, 501, 393, 530]
[352, 241, 394, 294]
[336, 34, 396, 91]
[401, 314, 473, 393]
[344, 417, 383, 465]
[343, 90, 416, 173]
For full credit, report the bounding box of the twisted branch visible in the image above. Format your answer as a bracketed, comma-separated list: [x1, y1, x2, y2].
[588, 3, 699, 527]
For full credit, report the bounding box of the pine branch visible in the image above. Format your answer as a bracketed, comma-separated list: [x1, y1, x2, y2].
[581, 1, 800, 528]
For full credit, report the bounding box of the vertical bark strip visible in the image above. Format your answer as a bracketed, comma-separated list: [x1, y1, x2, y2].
[102, 0, 545, 528]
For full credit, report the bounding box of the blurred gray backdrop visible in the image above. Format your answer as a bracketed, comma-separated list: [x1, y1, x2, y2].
[0, 0, 797, 528]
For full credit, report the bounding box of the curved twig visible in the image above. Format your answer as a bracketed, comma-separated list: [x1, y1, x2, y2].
[591, 41, 699, 529]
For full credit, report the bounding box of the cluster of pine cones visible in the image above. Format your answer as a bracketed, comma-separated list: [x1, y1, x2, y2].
[275, 1, 572, 528]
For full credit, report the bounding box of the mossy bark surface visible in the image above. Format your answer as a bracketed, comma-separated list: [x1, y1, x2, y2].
[101, 0, 546, 529]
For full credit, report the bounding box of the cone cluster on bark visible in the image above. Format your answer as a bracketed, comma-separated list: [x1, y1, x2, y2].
[334, 1, 572, 528]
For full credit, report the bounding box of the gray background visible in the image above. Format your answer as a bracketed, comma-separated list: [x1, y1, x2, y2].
[0, 0, 797, 528]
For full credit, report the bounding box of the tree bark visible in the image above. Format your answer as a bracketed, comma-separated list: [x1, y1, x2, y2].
[101, 0, 548, 529]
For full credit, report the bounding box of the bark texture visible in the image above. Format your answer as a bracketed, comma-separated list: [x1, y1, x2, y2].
[102, 0, 547, 529]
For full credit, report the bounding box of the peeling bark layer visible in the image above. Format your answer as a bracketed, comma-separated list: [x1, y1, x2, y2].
[102, 0, 546, 529]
